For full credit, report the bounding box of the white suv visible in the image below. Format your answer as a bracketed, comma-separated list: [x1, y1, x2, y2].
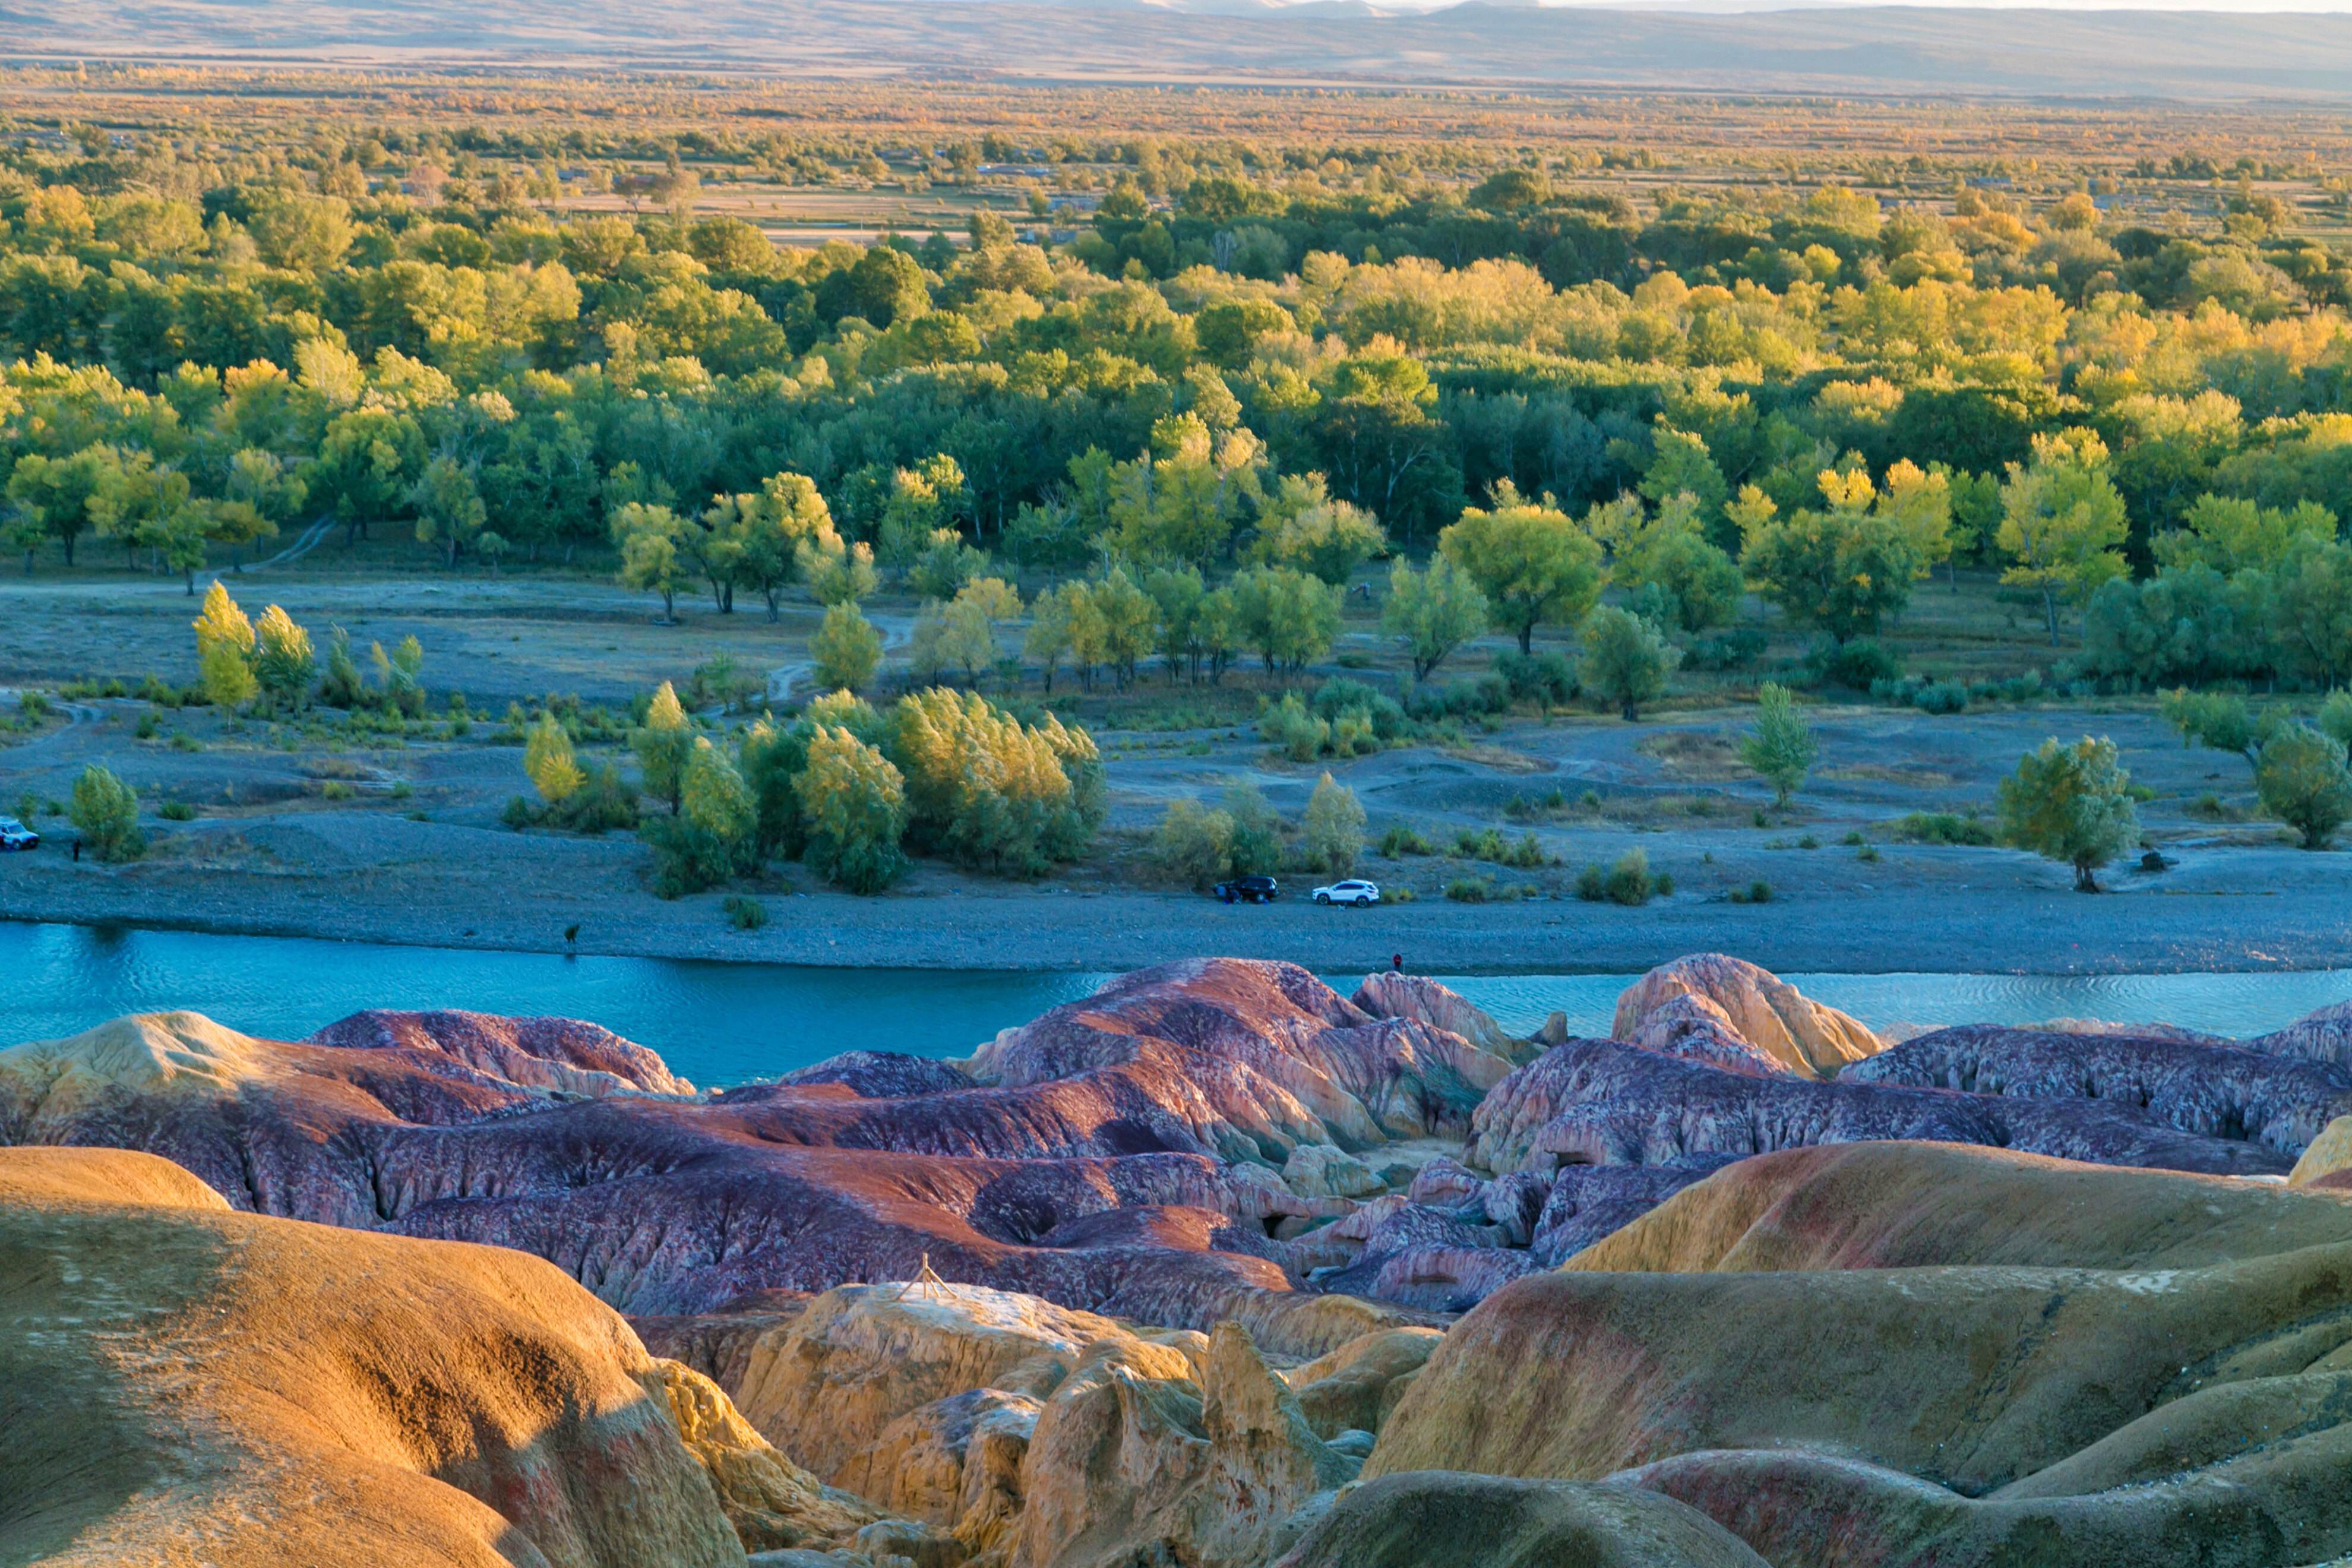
[0, 817, 39, 851]
[1313, 878, 1380, 906]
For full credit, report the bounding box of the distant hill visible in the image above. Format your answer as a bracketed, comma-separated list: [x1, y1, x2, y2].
[12, 0, 2352, 99]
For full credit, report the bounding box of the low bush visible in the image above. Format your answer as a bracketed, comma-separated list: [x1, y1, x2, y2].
[1728, 879, 1774, 904]
[1821, 638, 1902, 690]
[1491, 650, 1578, 707]
[159, 801, 197, 821]
[1379, 825, 1434, 856]
[1882, 808, 1994, 846]
[722, 894, 768, 931]
[1579, 848, 1664, 905]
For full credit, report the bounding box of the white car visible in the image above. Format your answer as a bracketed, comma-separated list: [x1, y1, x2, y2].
[0, 817, 39, 851]
[1313, 878, 1380, 906]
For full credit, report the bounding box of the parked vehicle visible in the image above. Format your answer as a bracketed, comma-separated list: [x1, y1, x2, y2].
[1313, 878, 1380, 906]
[1213, 874, 1279, 905]
[0, 817, 39, 851]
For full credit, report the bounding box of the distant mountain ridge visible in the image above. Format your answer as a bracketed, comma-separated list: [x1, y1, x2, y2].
[12, 0, 2352, 98]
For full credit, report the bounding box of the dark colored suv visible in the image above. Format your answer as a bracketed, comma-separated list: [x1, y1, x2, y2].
[1213, 874, 1279, 904]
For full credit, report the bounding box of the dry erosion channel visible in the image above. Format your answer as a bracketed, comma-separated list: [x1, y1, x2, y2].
[10, 951, 2352, 1567]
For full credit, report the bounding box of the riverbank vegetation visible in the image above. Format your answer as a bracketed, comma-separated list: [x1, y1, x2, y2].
[2, 68, 2350, 905]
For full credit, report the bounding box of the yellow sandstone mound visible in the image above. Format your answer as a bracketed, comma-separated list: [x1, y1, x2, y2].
[1612, 954, 1884, 1077]
[2291, 1114, 2352, 1187]
[1368, 1140, 2352, 1567]
[0, 1146, 747, 1568]
[1567, 1140, 2352, 1274]
[1272, 1470, 1769, 1568]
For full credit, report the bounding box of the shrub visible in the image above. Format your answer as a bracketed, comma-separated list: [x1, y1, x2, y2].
[1491, 650, 1577, 707]
[1311, 678, 1409, 738]
[1303, 773, 1367, 875]
[722, 894, 768, 931]
[159, 801, 197, 821]
[1683, 627, 1767, 672]
[1580, 849, 1659, 905]
[1914, 679, 1969, 715]
[320, 780, 356, 801]
[1822, 637, 1902, 690]
[1380, 826, 1434, 856]
[525, 715, 585, 804]
[811, 602, 884, 691]
[1221, 783, 1284, 874]
[2255, 723, 2352, 850]
[552, 765, 640, 834]
[892, 687, 1103, 875]
[17, 690, 50, 719]
[2322, 690, 2352, 753]
[70, 765, 144, 861]
[1154, 798, 1235, 889]
[1260, 693, 1331, 762]
[799, 725, 909, 894]
[1729, 879, 1773, 904]
[1445, 877, 1493, 903]
[646, 738, 760, 897]
[1997, 736, 2141, 892]
[1896, 812, 1996, 846]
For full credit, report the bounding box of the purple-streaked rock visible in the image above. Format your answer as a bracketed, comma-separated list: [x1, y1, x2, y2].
[1844, 1023, 2352, 1156]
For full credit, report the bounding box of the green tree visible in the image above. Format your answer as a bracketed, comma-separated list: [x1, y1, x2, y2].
[250, 604, 314, 710]
[6, 446, 113, 567]
[799, 725, 909, 893]
[799, 534, 879, 607]
[1380, 555, 1489, 679]
[1303, 772, 1367, 876]
[1997, 736, 2141, 892]
[654, 736, 759, 891]
[1582, 606, 1680, 721]
[525, 715, 584, 804]
[70, 764, 144, 862]
[191, 579, 258, 709]
[1089, 568, 1161, 690]
[1740, 681, 1817, 809]
[1735, 473, 1927, 645]
[1251, 472, 1387, 584]
[633, 681, 694, 815]
[1228, 565, 1341, 676]
[1153, 799, 1235, 889]
[611, 502, 691, 621]
[2255, 724, 2352, 850]
[1438, 490, 1605, 654]
[2158, 688, 2272, 774]
[1998, 429, 2130, 645]
[2264, 538, 2352, 691]
[372, 636, 426, 716]
[412, 454, 492, 568]
[811, 602, 884, 691]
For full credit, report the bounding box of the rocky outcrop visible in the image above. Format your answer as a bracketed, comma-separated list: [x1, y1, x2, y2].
[310, 1007, 697, 1096]
[1011, 1321, 1355, 1568]
[1272, 1471, 1771, 1568]
[1611, 953, 1883, 1077]
[1618, 992, 1793, 1077]
[1469, 1035, 2291, 1179]
[1843, 1022, 2352, 1156]
[732, 1282, 1152, 1487]
[1370, 1140, 2352, 1568]
[1348, 972, 1541, 1065]
[966, 960, 1520, 1157]
[1278, 1327, 1444, 1440]
[0, 964, 1461, 1346]
[655, 1357, 886, 1553]
[0, 1145, 745, 1568]
[2247, 999, 2352, 1068]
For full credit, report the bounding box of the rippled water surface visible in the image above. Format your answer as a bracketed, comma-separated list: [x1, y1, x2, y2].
[4, 922, 2346, 1088]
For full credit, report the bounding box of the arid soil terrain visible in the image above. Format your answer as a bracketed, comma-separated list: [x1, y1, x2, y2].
[2, 573, 2347, 972]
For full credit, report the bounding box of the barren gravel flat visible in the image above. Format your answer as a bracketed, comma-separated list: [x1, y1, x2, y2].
[3, 574, 2347, 976]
